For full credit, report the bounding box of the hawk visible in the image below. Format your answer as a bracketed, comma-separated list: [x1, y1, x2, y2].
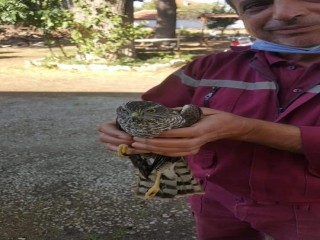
[116, 100, 203, 199]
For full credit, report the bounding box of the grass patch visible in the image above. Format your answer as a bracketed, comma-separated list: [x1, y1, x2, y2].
[33, 50, 194, 69]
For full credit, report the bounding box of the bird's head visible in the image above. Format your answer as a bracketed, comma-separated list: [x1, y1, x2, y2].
[117, 101, 169, 122]
[116, 101, 185, 137]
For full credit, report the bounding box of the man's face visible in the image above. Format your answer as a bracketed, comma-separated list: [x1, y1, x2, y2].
[230, 0, 320, 47]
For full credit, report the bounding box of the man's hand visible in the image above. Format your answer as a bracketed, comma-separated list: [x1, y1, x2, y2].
[98, 120, 149, 155]
[130, 108, 303, 157]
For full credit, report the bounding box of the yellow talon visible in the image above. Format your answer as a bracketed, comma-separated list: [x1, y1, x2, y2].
[145, 172, 162, 199]
[117, 144, 129, 157]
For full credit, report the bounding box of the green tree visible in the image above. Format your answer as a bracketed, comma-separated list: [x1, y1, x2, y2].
[70, 0, 139, 61]
[0, 0, 28, 23]
[206, 4, 237, 34]
[0, 0, 142, 61]
[0, 0, 73, 55]
[27, 0, 73, 55]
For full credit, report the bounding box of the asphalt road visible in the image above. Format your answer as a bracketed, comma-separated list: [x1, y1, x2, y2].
[0, 92, 196, 240]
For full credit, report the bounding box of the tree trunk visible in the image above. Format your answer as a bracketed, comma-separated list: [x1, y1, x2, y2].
[124, 0, 136, 58]
[108, 0, 136, 58]
[72, 0, 136, 61]
[155, 0, 177, 38]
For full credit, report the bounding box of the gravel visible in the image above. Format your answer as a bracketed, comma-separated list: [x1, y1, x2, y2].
[0, 93, 196, 240]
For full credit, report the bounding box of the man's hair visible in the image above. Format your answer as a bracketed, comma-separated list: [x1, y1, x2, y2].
[225, 0, 235, 9]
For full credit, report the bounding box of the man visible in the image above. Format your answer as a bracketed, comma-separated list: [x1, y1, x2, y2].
[99, 0, 320, 239]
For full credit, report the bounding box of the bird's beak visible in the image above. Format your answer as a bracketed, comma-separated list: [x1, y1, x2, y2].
[130, 112, 140, 120]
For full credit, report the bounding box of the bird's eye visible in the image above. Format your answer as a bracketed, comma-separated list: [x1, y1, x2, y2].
[146, 108, 156, 113]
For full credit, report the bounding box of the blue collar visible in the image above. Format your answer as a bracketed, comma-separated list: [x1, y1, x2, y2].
[251, 39, 320, 54]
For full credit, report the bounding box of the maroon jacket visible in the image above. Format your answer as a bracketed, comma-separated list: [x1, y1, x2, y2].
[142, 47, 320, 203]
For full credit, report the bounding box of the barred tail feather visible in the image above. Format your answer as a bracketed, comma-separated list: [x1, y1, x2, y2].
[135, 158, 203, 199]
[174, 160, 203, 195]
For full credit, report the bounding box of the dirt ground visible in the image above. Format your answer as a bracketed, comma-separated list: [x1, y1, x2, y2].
[0, 37, 230, 92]
[0, 43, 239, 240]
[0, 45, 212, 240]
[0, 46, 176, 93]
[0, 91, 200, 240]
[0, 46, 199, 240]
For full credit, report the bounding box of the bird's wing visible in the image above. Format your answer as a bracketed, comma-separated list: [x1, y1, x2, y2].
[179, 104, 202, 127]
[129, 154, 178, 179]
[128, 154, 153, 179]
[150, 154, 180, 172]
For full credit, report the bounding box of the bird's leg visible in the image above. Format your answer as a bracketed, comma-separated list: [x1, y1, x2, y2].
[117, 144, 129, 157]
[145, 171, 162, 199]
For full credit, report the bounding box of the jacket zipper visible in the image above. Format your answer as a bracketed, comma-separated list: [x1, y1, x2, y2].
[204, 87, 220, 107]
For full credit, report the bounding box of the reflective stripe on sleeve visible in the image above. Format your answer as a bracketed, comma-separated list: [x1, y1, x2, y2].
[174, 70, 277, 90]
[307, 85, 320, 94]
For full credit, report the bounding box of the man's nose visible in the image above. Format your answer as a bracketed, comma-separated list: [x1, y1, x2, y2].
[272, 0, 307, 21]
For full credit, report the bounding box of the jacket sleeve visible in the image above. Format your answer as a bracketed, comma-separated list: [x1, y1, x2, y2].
[141, 68, 194, 108]
[141, 54, 220, 107]
[300, 126, 320, 176]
